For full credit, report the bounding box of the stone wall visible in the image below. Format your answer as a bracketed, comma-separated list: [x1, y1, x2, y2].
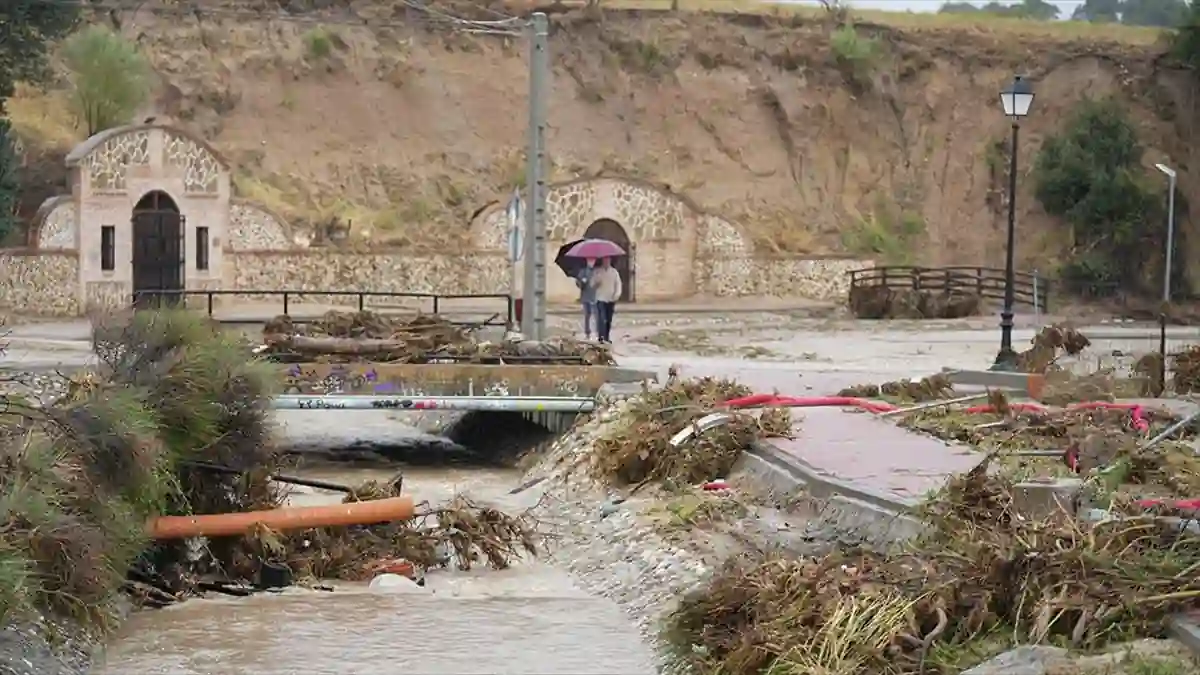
[0, 251, 80, 316]
[0, 248, 866, 316]
[696, 256, 866, 301]
[227, 201, 293, 251]
[229, 250, 510, 299]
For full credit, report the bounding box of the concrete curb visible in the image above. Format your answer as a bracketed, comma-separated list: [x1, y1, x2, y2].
[745, 441, 925, 547]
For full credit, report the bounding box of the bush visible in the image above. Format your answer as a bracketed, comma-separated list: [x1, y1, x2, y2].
[830, 24, 879, 89]
[1033, 98, 1168, 296]
[61, 26, 151, 136]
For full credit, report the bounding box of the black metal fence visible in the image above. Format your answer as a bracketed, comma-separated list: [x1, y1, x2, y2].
[130, 289, 514, 327]
[847, 265, 1052, 312]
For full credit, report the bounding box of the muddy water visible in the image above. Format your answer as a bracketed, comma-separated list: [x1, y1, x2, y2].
[97, 420, 656, 675]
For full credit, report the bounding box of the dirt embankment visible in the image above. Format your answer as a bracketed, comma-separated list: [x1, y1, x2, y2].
[9, 3, 1200, 270]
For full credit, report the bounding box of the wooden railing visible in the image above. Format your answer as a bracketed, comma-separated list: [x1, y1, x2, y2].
[847, 266, 1052, 312]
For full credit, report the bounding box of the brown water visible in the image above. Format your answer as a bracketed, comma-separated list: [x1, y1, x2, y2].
[96, 466, 656, 675]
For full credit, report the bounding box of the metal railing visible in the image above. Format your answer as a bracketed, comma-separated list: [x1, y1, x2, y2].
[130, 289, 514, 327]
[847, 265, 1051, 312]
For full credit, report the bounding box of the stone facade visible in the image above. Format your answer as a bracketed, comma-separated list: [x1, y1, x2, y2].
[0, 251, 80, 316]
[2, 137, 867, 316]
[227, 200, 293, 251]
[34, 197, 77, 250]
[468, 177, 860, 303]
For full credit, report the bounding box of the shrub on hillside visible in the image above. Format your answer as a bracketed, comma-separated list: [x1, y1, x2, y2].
[61, 26, 151, 137]
[1032, 97, 1173, 297]
[830, 24, 879, 90]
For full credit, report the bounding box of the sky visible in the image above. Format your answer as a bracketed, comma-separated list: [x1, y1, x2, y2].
[780, 1, 1088, 16]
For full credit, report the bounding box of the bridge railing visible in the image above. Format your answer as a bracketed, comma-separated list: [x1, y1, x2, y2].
[847, 265, 1052, 312]
[130, 289, 515, 328]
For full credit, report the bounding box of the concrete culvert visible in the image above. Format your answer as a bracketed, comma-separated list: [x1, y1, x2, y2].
[442, 411, 563, 466]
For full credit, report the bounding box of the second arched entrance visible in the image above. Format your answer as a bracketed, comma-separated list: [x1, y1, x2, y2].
[132, 190, 184, 308]
[583, 218, 634, 302]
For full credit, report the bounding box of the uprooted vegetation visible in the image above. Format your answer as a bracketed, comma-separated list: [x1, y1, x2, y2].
[901, 402, 1200, 501]
[0, 310, 542, 633]
[665, 460, 1200, 675]
[838, 373, 956, 403]
[262, 310, 613, 365]
[589, 375, 792, 487]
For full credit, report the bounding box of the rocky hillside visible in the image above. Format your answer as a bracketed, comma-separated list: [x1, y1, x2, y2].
[8, 1, 1198, 275]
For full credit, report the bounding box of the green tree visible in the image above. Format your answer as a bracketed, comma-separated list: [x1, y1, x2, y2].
[1172, 0, 1200, 68]
[0, 0, 80, 109]
[1034, 98, 1164, 295]
[939, 1, 1060, 19]
[61, 26, 152, 137]
[1122, 0, 1190, 26]
[1072, 0, 1124, 21]
[0, 119, 17, 244]
[939, 2, 982, 12]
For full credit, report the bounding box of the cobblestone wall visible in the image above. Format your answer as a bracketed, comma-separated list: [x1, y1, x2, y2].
[0, 249, 868, 316]
[0, 252, 80, 316]
[694, 255, 867, 301]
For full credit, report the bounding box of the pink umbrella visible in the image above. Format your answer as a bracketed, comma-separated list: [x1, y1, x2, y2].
[563, 238, 626, 259]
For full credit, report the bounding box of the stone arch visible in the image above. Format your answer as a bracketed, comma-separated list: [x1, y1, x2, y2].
[583, 218, 634, 302]
[470, 177, 751, 253]
[228, 199, 296, 251]
[31, 196, 77, 250]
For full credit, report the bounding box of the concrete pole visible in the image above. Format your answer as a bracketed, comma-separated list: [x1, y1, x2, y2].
[520, 12, 549, 341]
[1165, 171, 1177, 304]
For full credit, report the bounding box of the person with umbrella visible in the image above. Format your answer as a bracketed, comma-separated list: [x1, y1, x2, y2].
[576, 258, 598, 340]
[555, 238, 627, 344]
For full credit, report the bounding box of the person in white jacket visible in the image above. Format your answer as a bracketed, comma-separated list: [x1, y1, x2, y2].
[592, 258, 622, 344]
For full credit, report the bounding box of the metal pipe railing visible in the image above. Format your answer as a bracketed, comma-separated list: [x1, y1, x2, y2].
[272, 394, 596, 413]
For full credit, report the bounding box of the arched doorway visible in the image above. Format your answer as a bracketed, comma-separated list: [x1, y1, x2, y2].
[583, 218, 634, 302]
[132, 190, 184, 308]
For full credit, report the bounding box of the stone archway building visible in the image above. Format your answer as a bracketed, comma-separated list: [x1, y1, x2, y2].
[471, 177, 758, 303]
[26, 124, 294, 312]
[1, 130, 864, 317]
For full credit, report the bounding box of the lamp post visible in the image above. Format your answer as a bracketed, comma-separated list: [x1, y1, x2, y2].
[1154, 163, 1178, 305]
[991, 75, 1035, 372]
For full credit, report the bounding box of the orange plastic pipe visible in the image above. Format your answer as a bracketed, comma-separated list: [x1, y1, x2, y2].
[146, 496, 415, 540]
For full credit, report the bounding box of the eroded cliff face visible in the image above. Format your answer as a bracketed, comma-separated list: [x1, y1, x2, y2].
[9, 5, 1198, 276]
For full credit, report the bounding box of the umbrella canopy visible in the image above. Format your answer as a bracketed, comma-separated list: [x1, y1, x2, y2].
[554, 238, 626, 279]
[554, 239, 587, 279]
[563, 238, 626, 259]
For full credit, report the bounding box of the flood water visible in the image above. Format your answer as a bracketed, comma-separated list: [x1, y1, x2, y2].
[96, 415, 656, 675]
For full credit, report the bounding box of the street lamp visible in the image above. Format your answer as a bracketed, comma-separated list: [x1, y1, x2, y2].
[1154, 163, 1178, 305]
[992, 75, 1035, 372]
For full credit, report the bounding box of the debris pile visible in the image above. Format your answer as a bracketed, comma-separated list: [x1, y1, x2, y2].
[591, 376, 793, 487]
[1172, 345, 1200, 394]
[900, 404, 1200, 498]
[241, 491, 541, 583]
[261, 310, 614, 365]
[838, 373, 955, 402]
[0, 310, 545, 631]
[1015, 323, 1091, 373]
[848, 286, 980, 320]
[666, 460, 1200, 675]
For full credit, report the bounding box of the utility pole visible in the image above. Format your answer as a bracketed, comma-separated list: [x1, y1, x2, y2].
[520, 12, 549, 341]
